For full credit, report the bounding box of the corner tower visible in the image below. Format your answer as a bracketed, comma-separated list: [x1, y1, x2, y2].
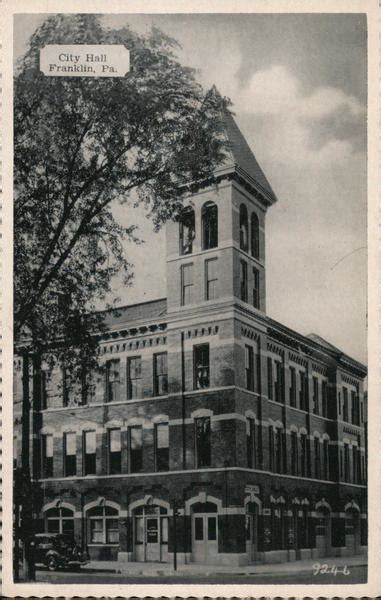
[166, 90, 277, 315]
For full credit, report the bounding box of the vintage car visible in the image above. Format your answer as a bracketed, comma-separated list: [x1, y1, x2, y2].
[32, 533, 88, 571]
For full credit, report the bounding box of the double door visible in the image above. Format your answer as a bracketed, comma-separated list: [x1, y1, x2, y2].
[192, 513, 218, 563]
[135, 513, 168, 562]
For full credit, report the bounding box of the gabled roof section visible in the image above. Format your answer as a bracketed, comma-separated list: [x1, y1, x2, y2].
[211, 86, 277, 205]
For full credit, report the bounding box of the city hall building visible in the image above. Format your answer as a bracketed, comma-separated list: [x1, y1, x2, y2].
[14, 102, 367, 566]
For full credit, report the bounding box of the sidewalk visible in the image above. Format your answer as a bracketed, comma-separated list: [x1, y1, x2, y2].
[82, 553, 367, 577]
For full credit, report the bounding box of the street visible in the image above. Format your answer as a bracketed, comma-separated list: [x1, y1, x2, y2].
[34, 565, 367, 585]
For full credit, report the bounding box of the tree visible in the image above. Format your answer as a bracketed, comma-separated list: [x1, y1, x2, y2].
[14, 13, 229, 355]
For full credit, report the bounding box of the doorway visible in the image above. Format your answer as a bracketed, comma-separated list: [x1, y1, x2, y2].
[133, 504, 168, 562]
[245, 502, 258, 562]
[191, 502, 218, 563]
[315, 509, 331, 557]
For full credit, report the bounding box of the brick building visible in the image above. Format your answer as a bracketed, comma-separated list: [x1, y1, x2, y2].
[14, 102, 367, 566]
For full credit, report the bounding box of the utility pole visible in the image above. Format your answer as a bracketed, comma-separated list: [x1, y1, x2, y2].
[173, 499, 177, 571]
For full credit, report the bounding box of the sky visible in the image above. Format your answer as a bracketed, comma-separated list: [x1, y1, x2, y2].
[14, 13, 367, 364]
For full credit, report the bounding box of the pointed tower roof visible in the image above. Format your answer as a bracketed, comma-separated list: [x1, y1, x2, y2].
[210, 86, 277, 205]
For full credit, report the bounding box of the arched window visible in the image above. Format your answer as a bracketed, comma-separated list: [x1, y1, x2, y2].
[45, 506, 75, 535]
[239, 204, 248, 252]
[87, 504, 119, 544]
[179, 207, 195, 255]
[251, 212, 260, 258]
[202, 202, 218, 250]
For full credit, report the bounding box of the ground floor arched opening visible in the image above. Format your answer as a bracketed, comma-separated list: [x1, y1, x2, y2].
[133, 504, 169, 562]
[191, 501, 218, 564]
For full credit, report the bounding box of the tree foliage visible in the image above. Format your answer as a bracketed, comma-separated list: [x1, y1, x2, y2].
[14, 14, 229, 359]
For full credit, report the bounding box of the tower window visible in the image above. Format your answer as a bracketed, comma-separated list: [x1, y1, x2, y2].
[251, 212, 260, 258]
[193, 344, 210, 389]
[179, 207, 195, 255]
[153, 352, 168, 396]
[127, 356, 142, 399]
[202, 202, 218, 250]
[105, 359, 120, 403]
[240, 260, 248, 302]
[205, 258, 218, 300]
[252, 268, 260, 309]
[239, 204, 248, 251]
[195, 416, 211, 467]
[181, 263, 194, 305]
[108, 428, 121, 474]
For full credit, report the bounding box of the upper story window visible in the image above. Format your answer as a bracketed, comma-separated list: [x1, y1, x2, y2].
[83, 430, 96, 476]
[343, 387, 348, 422]
[314, 437, 321, 478]
[64, 432, 76, 477]
[252, 268, 260, 309]
[300, 433, 309, 477]
[62, 366, 71, 407]
[194, 344, 210, 389]
[344, 443, 350, 481]
[299, 371, 309, 412]
[245, 345, 254, 392]
[181, 263, 194, 306]
[289, 367, 297, 407]
[155, 422, 169, 471]
[251, 212, 260, 259]
[42, 434, 53, 478]
[195, 416, 211, 468]
[105, 359, 120, 403]
[240, 260, 248, 302]
[129, 425, 143, 473]
[108, 428, 121, 475]
[275, 427, 284, 473]
[127, 356, 142, 400]
[81, 366, 96, 406]
[322, 380, 328, 418]
[179, 207, 195, 255]
[323, 439, 329, 480]
[246, 417, 256, 468]
[312, 377, 319, 415]
[351, 390, 360, 425]
[202, 202, 218, 250]
[239, 204, 248, 252]
[153, 352, 168, 396]
[291, 431, 298, 475]
[274, 362, 284, 403]
[267, 357, 273, 400]
[36, 368, 47, 410]
[205, 258, 218, 300]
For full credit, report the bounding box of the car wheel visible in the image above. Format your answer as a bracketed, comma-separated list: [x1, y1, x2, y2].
[47, 556, 58, 571]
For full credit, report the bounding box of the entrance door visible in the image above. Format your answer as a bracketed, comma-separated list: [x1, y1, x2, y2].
[192, 513, 218, 563]
[134, 505, 169, 562]
[245, 505, 258, 562]
[315, 510, 331, 557]
[145, 517, 160, 561]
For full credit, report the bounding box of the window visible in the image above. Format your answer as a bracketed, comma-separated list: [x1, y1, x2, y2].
[314, 437, 321, 478]
[291, 431, 298, 475]
[251, 212, 260, 258]
[36, 369, 47, 410]
[323, 439, 329, 480]
[239, 204, 248, 252]
[108, 428, 121, 475]
[181, 263, 194, 305]
[205, 258, 218, 300]
[154, 353, 168, 396]
[194, 344, 210, 389]
[129, 426, 143, 472]
[246, 417, 256, 468]
[351, 391, 360, 425]
[299, 371, 308, 411]
[202, 202, 218, 250]
[275, 428, 283, 473]
[245, 345, 254, 391]
[352, 446, 358, 483]
[338, 391, 342, 416]
[195, 416, 211, 467]
[240, 260, 248, 302]
[274, 362, 283, 403]
[45, 507, 74, 535]
[83, 431, 96, 475]
[300, 433, 308, 477]
[268, 427, 274, 471]
[343, 387, 348, 422]
[64, 432, 76, 477]
[322, 381, 328, 418]
[127, 356, 142, 400]
[62, 367, 71, 407]
[82, 366, 96, 405]
[313, 377, 319, 415]
[179, 207, 195, 255]
[42, 434, 53, 478]
[267, 357, 273, 400]
[105, 359, 120, 403]
[289, 367, 297, 407]
[252, 268, 260, 309]
[344, 443, 350, 481]
[88, 504, 119, 544]
[155, 423, 169, 471]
